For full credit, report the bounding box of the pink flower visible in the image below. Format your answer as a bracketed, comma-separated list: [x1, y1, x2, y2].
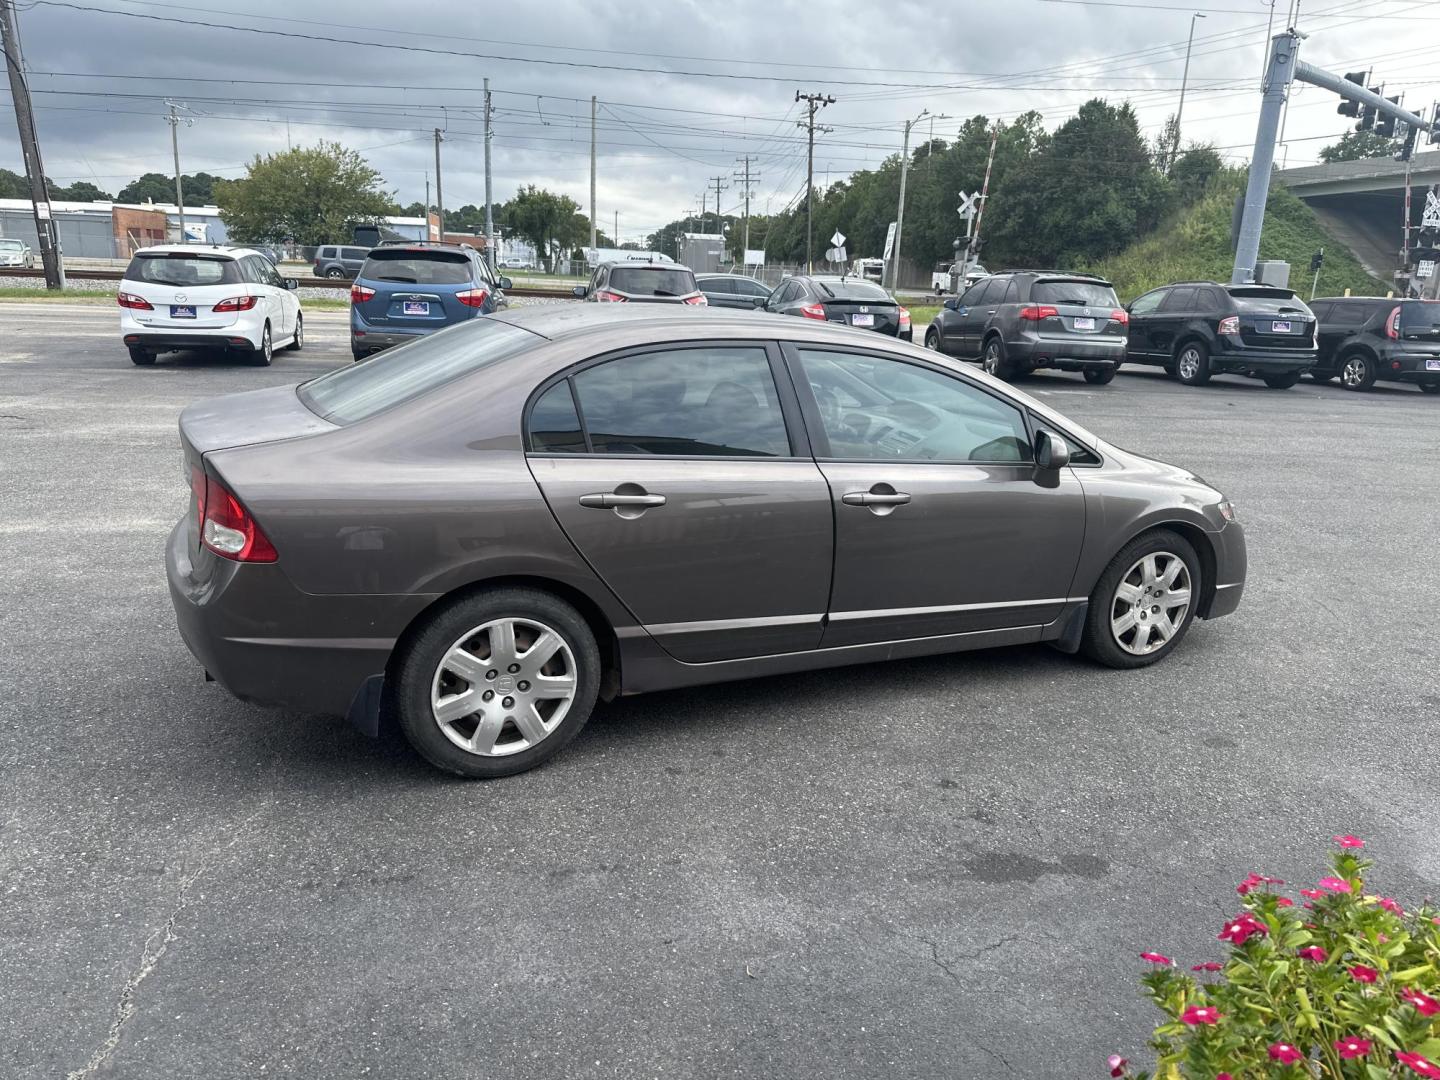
[1336, 1037, 1372, 1060]
[1218, 913, 1267, 945]
[1217, 1075, 1233, 1080]
[1378, 897, 1405, 915]
[1318, 877, 1352, 893]
[1181, 1005, 1220, 1026]
[1140, 952, 1173, 965]
[1268, 1042, 1303, 1064]
[1397, 1052, 1440, 1078]
[1237, 872, 1263, 895]
[1276, 897, 1294, 907]
[1107, 1054, 1128, 1078]
[1401, 987, 1440, 1017]
[1349, 964, 1379, 983]
[1192, 961, 1223, 972]
[1300, 888, 1324, 899]
[1334, 835, 1365, 848]
[1298, 946, 1327, 962]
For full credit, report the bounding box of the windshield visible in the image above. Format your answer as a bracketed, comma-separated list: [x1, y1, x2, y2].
[360, 249, 473, 285]
[300, 319, 540, 424]
[1032, 281, 1118, 306]
[816, 280, 892, 302]
[0, 239, 23, 251]
[124, 253, 243, 287]
[608, 267, 696, 296]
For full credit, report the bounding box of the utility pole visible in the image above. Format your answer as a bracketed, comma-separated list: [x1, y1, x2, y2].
[165, 101, 192, 243]
[0, 0, 62, 287]
[483, 77, 494, 271]
[795, 91, 835, 273]
[891, 109, 943, 291]
[733, 155, 760, 264]
[1171, 13, 1206, 172]
[614, 210, 619, 247]
[709, 174, 727, 236]
[589, 95, 597, 249]
[433, 128, 445, 238]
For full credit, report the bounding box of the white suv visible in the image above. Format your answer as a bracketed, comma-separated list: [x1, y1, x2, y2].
[118, 245, 303, 366]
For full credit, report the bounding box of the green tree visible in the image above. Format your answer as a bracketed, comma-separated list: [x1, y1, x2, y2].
[506, 185, 582, 270]
[0, 168, 27, 198]
[116, 171, 226, 205]
[46, 179, 114, 201]
[1318, 128, 1400, 164]
[216, 142, 396, 246]
[1170, 146, 1225, 205]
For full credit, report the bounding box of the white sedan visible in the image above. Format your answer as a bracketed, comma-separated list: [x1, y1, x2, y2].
[0, 238, 34, 268]
[118, 245, 303, 366]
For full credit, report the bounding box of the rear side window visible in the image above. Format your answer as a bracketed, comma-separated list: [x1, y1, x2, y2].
[568, 347, 789, 457]
[1159, 287, 1197, 312]
[1032, 281, 1119, 306]
[361, 249, 473, 285]
[300, 320, 539, 424]
[700, 278, 734, 295]
[125, 253, 242, 287]
[318, 247, 335, 259]
[343, 247, 370, 261]
[1001, 278, 1019, 304]
[529, 381, 587, 453]
[608, 267, 697, 296]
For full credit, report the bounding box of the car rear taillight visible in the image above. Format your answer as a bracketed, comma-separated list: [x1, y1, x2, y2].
[1018, 304, 1059, 321]
[595, 290, 627, 303]
[351, 283, 376, 303]
[682, 294, 707, 306]
[898, 306, 911, 332]
[117, 292, 153, 310]
[200, 474, 277, 562]
[799, 302, 827, 320]
[456, 287, 490, 308]
[1388, 305, 1401, 340]
[1109, 308, 1129, 326]
[1218, 315, 1240, 335]
[212, 295, 258, 312]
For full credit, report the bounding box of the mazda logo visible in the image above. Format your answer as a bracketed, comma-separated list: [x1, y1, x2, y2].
[175, 293, 187, 303]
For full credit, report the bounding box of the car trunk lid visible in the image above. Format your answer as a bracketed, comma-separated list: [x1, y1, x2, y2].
[821, 298, 899, 334]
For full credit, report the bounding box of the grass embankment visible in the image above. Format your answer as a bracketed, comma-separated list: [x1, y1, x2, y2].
[1088, 173, 1386, 302]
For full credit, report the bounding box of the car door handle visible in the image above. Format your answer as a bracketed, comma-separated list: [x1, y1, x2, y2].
[841, 486, 911, 518]
[579, 492, 667, 509]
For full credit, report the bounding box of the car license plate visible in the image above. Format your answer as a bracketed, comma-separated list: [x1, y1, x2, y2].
[850, 313, 874, 327]
[1426, 359, 1440, 371]
[1272, 320, 1292, 333]
[1073, 317, 1095, 331]
[403, 301, 430, 316]
[170, 305, 196, 319]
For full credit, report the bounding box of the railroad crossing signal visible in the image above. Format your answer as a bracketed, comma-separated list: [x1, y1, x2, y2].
[957, 190, 978, 217]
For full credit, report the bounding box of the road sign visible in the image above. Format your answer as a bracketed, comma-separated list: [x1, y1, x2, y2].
[957, 190, 978, 216]
[830, 230, 846, 248]
[743, 249, 765, 266]
[1424, 189, 1440, 229]
[882, 222, 897, 260]
[825, 245, 847, 264]
[1418, 259, 1436, 280]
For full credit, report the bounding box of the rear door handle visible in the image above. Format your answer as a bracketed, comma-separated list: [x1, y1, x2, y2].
[579, 492, 667, 509]
[841, 491, 910, 506]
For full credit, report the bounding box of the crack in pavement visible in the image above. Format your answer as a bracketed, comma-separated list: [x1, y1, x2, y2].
[905, 930, 1023, 985]
[64, 814, 261, 1080]
[977, 1039, 1020, 1075]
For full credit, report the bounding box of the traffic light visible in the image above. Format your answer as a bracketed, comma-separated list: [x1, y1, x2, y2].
[1309, 250, 1324, 273]
[1376, 97, 1401, 139]
[1358, 89, 1379, 131]
[1396, 124, 1418, 162]
[1337, 71, 1366, 119]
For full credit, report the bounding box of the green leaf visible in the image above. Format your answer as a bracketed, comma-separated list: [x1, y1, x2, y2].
[1362, 1023, 1400, 1051]
[1417, 1038, 1440, 1060]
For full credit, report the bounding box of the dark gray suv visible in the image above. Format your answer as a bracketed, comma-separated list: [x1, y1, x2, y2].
[924, 272, 1128, 384]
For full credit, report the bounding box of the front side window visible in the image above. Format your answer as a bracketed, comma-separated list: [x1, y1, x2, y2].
[797, 349, 1032, 463]
[700, 277, 734, 295]
[1128, 290, 1165, 316]
[569, 347, 789, 457]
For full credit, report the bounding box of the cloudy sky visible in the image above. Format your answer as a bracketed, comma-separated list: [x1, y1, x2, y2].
[3, 0, 1438, 241]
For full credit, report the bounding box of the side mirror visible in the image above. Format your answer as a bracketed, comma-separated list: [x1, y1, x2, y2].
[284, 278, 299, 290]
[942, 298, 958, 311]
[498, 276, 513, 290]
[1035, 430, 1071, 471]
[752, 295, 767, 308]
[572, 285, 588, 299]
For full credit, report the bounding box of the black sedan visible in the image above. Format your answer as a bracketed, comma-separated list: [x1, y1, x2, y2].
[763, 275, 912, 341]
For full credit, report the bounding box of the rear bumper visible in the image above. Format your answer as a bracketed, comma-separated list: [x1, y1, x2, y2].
[1381, 352, 1440, 380]
[166, 519, 430, 718]
[1213, 340, 1315, 373]
[351, 307, 471, 353]
[1011, 335, 1125, 370]
[123, 332, 259, 352]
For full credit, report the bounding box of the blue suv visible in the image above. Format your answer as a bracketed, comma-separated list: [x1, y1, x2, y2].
[350, 242, 510, 361]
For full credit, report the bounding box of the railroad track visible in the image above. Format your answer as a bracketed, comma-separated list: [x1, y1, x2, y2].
[0, 266, 578, 299]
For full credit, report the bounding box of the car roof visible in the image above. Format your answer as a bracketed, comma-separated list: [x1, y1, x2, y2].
[366, 243, 473, 255]
[133, 244, 258, 259]
[695, 272, 759, 279]
[601, 261, 688, 271]
[1314, 295, 1401, 303]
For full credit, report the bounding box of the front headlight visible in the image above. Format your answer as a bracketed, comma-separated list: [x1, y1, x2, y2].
[1217, 499, 1237, 523]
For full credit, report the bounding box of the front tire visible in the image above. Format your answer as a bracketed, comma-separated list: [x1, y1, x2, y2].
[1080, 529, 1201, 669]
[250, 323, 273, 367]
[1083, 366, 1117, 385]
[924, 327, 940, 351]
[1174, 341, 1211, 386]
[1263, 371, 1301, 389]
[127, 345, 155, 366]
[1339, 350, 1376, 391]
[285, 313, 303, 351]
[393, 587, 601, 778]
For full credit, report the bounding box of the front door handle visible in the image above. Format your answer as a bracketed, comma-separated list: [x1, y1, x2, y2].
[841, 484, 911, 516]
[579, 493, 667, 509]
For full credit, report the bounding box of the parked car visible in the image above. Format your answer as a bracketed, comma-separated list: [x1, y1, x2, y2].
[931, 260, 987, 294]
[923, 271, 1125, 383]
[1124, 281, 1316, 388]
[764, 275, 912, 341]
[118, 245, 303, 367]
[312, 245, 371, 279]
[167, 305, 1245, 778]
[695, 272, 773, 310]
[573, 261, 705, 305]
[350, 242, 510, 362]
[1308, 296, 1440, 393]
[0, 237, 34, 268]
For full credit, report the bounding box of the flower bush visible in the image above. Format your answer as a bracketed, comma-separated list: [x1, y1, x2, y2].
[1113, 837, 1440, 1079]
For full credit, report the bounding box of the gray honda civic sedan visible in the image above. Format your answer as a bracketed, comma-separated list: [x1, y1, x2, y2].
[168, 305, 1246, 777]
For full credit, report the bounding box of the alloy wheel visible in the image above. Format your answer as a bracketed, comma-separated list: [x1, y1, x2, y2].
[260, 326, 272, 363]
[984, 342, 1000, 374]
[1177, 348, 1200, 381]
[1109, 552, 1192, 656]
[430, 617, 579, 757]
[1342, 355, 1369, 388]
[925, 329, 939, 350]
[293, 316, 303, 349]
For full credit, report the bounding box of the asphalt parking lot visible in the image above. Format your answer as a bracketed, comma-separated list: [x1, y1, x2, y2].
[3, 302, 1438, 1079]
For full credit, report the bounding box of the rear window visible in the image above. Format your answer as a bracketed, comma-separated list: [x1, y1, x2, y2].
[1229, 290, 1311, 317]
[1400, 301, 1440, 330]
[361, 249, 473, 285]
[124, 253, 242, 287]
[1032, 280, 1119, 306]
[299, 319, 539, 424]
[816, 280, 892, 302]
[609, 267, 696, 296]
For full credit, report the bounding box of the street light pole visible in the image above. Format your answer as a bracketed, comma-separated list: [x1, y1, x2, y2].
[890, 108, 946, 292]
[1172, 12, 1206, 171]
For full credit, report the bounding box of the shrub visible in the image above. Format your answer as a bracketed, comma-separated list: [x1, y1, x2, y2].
[1111, 838, 1440, 1079]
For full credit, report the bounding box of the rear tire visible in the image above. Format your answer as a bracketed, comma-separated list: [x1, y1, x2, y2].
[285, 313, 303, 351]
[393, 587, 601, 778]
[1263, 371, 1301, 389]
[351, 348, 367, 362]
[1420, 382, 1440, 395]
[325, 267, 345, 279]
[1083, 367, 1117, 385]
[1174, 341, 1211, 386]
[250, 323, 273, 367]
[127, 345, 155, 366]
[1080, 529, 1202, 670]
[982, 336, 1013, 380]
[1339, 350, 1376, 391]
